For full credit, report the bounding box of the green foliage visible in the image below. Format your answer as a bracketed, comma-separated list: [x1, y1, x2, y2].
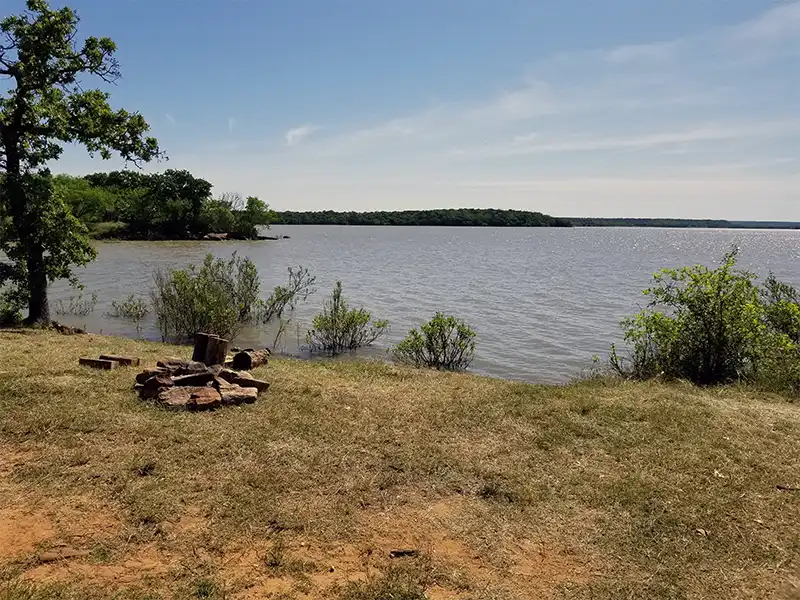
[231, 196, 275, 238]
[151, 253, 259, 342]
[257, 266, 317, 324]
[63, 173, 275, 240]
[276, 208, 570, 227]
[611, 248, 800, 391]
[199, 197, 238, 234]
[106, 294, 149, 334]
[52, 293, 97, 316]
[256, 266, 317, 349]
[307, 281, 388, 355]
[0, 0, 161, 324]
[53, 174, 118, 223]
[761, 272, 800, 344]
[0, 286, 24, 325]
[391, 313, 477, 371]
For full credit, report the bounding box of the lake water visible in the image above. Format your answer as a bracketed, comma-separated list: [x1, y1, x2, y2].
[51, 226, 800, 383]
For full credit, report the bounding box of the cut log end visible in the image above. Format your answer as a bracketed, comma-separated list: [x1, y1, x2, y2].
[231, 349, 270, 371]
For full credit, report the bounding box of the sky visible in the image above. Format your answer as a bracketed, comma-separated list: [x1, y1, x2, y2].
[36, 0, 800, 218]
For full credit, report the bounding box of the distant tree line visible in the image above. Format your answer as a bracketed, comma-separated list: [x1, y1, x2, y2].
[568, 217, 800, 229]
[53, 171, 275, 240]
[274, 208, 572, 227]
[569, 217, 732, 228]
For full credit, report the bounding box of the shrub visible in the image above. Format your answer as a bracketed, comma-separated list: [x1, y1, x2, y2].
[107, 294, 150, 334]
[391, 313, 476, 371]
[256, 266, 317, 348]
[52, 293, 97, 316]
[151, 252, 259, 342]
[307, 281, 388, 355]
[610, 247, 800, 390]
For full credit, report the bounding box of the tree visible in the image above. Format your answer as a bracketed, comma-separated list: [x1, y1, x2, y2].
[0, 0, 161, 325]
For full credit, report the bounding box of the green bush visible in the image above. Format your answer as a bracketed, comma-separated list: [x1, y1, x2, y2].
[391, 313, 476, 371]
[151, 253, 259, 342]
[610, 247, 800, 391]
[256, 266, 317, 348]
[107, 294, 150, 334]
[52, 293, 97, 316]
[307, 281, 388, 355]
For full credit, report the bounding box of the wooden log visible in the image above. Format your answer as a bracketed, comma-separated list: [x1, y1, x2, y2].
[192, 333, 215, 363]
[99, 354, 140, 367]
[231, 349, 270, 371]
[204, 336, 230, 366]
[79, 357, 119, 370]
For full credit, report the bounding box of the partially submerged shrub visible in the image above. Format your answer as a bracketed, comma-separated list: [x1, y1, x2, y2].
[52, 293, 97, 316]
[107, 294, 150, 334]
[107, 294, 150, 321]
[151, 252, 259, 342]
[307, 281, 388, 355]
[391, 313, 476, 371]
[256, 266, 317, 348]
[610, 247, 800, 391]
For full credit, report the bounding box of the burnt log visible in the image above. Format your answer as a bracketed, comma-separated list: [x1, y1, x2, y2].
[204, 336, 230, 366]
[192, 333, 214, 363]
[231, 349, 270, 371]
[99, 354, 140, 367]
[79, 357, 118, 370]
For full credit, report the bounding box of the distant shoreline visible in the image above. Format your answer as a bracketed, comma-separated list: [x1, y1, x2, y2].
[273, 209, 800, 230]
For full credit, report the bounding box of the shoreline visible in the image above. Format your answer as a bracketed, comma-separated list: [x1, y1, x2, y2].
[0, 328, 796, 599]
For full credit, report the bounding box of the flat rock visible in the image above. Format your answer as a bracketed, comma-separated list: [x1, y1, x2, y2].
[140, 373, 174, 399]
[136, 367, 168, 384]
[213, 376, 237, 391]
[172, 371, 215, 387]
[232, 375, 269, 393]
[220, 385, 258, 406]
[157, 386, 208, 410]
[217, 369, 241, 383]
[174, 361, 209, 375]
[157, 358, 190, 371]
[188, 388, 222, 411]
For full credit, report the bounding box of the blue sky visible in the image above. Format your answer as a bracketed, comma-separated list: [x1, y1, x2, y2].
[46, 0, 800, 219]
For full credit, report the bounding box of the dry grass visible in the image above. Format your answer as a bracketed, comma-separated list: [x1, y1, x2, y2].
[0, 329, 798, 599]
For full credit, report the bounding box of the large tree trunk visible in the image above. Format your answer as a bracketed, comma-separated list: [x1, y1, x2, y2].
[24, 244, 50, 326]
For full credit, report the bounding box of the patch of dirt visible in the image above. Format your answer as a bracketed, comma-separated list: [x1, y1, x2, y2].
[23, 545, 173, 585]
[0, 506, 56, 561]
[0, 488, 119, 563]
[223, 497, 595, 599]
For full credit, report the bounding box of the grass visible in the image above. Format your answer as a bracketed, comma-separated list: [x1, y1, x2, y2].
[0, 329, 798, 599]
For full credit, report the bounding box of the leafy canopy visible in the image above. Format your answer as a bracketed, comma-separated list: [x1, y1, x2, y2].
[0, 0, 161, 322]
[610, 247, 800, 391]
[392, 313, 477, 372]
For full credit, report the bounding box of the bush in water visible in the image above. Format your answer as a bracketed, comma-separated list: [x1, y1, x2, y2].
[391, 313, 476, 372]
[151, 252, 259, 342]
[610, 247, 800, 393]
[307, 281, 388, 355]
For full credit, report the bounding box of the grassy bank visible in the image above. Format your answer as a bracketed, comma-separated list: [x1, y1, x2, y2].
[0, 331, 798, 599]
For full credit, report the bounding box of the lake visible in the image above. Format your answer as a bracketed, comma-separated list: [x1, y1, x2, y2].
[51, 226, 800, 383]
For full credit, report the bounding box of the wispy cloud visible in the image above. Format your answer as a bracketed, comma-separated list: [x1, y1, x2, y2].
[296, 3, 795, 165]
[228, 117, 236, 133]
[732, 1, 800, 42]
[449, 120, 800, 159]
[194, 3, 799, 218]
[285, 124, 318, 146]
[165, 113, 176, 125]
